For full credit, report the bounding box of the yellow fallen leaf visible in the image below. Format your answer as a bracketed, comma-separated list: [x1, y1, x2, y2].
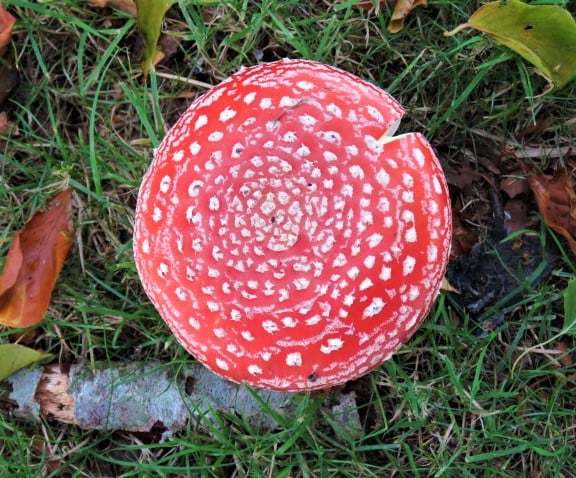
[446, 0, 576, 89]
[0, 189, 73, 328]
[0, 344, 51, 382]
[564, 278, 576, 335]
[135, 0, 175, 76]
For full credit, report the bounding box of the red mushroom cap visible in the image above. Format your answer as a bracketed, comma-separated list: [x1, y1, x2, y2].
[134, 59, 451, 392]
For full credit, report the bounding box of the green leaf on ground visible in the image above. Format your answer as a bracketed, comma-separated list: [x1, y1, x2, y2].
[564, 278, 576, 334]
[467, 0, 576, 88]
[0, 344, 51, 382]
[135, 0, 175, 76]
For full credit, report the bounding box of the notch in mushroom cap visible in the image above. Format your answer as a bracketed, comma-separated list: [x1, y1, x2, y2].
[134, 59, 452, 392]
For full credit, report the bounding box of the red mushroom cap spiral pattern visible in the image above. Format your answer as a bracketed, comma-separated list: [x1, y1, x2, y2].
[133, 59, 452, 392]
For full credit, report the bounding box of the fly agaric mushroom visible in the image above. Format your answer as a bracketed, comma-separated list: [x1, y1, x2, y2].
[134, 59, 451, 392]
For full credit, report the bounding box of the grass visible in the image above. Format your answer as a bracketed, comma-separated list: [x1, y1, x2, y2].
[1, 0, 576, 476]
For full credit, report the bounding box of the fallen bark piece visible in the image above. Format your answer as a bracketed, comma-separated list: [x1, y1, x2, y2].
[5, 366, 43, 419]
[3, 362, 301, 433]
[329, 391, 363, 438]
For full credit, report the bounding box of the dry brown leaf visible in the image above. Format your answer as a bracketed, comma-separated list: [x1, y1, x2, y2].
[503, 199, 530, 233]
[157, 34, 180, 65]
[13, 328, 40, 346]
[500, 175, 529, 199]
[89, 0, 137, 16]
[0, 190, 73, 328]
[0, 111, 9, 135]
[528, 172, 576, 257]
[0, 6, 15, 55]
[356, 0, 380, 10]
[440, 277, 459, 294]
[516, 117, 553, 138]
[451, 213, 479, 258]
[554, 340, 573, 367]
[355, 0, 427, 33]
[446, 164, 482, 189]
[0, 64, 19, 108]
[477, 156, 501, 175]
[388, 0, 427, 33]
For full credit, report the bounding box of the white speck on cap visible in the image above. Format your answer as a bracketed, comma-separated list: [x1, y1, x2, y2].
[286, 352, 303, 366]
[195, 115, 208, 130]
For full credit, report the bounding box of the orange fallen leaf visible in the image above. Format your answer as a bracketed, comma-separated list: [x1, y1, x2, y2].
[0, 190, 73, 328]
[528, 172, 576, 257]
[0, 6, 15, 55]
[89, 0, 137, 16]
[355, 0, 427, 33]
